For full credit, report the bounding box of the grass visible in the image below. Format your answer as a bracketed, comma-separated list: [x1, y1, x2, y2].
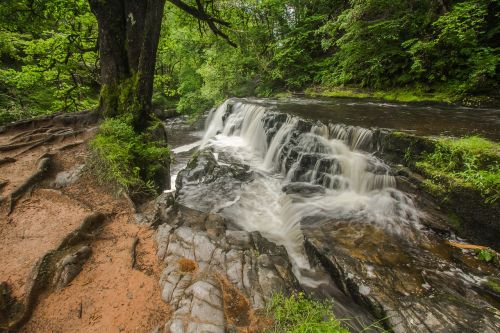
[265, 293, 350, 333]
[415, 136, 499, 204]
[88, 115, 170, 196]
[265, 293, 389, 333]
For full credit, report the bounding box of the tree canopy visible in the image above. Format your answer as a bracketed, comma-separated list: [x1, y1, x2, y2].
[1, 0, 499, 125]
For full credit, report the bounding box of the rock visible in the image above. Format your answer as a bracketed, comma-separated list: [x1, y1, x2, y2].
[155, 202, 299, 332]
[52, 245, 92, 289]
[52, 164, 84, 188]
[175, 150, 254, 212]
[302, 218, 500, 333]
[282, 182, 326, 196]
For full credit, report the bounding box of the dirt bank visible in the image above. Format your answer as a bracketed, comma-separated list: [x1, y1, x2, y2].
[0, 119, 169, 332]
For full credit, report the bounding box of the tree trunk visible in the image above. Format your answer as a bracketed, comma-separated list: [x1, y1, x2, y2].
[89, 0, 166, 130]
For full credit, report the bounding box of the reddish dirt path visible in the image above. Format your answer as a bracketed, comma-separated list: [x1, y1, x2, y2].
[0, 121, 170, 332]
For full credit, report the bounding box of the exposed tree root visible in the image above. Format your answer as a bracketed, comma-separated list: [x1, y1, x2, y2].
[131, 237, 140, 269]
[58, 140, 85, 151]
[6, 156, 52, 215]
[0, 157, 16, 166]
[0, 180, 7, 190]
[0, 109, 99, 134]
[0, 212, 106, 332]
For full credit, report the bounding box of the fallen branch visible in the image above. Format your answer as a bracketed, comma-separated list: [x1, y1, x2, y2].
[446, 240, 489, 251]
[78, 301, 83, 319]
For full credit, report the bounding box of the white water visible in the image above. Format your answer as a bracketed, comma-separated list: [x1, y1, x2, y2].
[192, 100, 421, 280]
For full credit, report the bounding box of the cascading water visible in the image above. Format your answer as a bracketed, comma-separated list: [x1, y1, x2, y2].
[170, 98, 500, 332]
[192, 99, 421, 277]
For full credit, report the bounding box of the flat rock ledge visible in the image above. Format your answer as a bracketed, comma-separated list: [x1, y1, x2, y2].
[152, 194, 299, 333]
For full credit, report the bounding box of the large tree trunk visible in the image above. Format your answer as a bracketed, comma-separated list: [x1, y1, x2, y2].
[89, 0, 166, 130]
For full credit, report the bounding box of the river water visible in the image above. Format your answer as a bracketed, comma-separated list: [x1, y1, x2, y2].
[166, 97, 500, 332]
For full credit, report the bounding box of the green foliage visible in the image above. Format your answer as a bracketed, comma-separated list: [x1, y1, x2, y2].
[403, 0, 500, 93]
[475, 249, 495, 262]
[485, 278, 500, 293]
[265, 293, 350, 333]
[416, 136, 500, 203]
[89, 116, 170, 195]
[157, 0, 500, 115]
[0, 0, 99, 124]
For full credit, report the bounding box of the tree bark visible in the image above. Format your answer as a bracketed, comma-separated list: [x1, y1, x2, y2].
[89, 0, 166, 130]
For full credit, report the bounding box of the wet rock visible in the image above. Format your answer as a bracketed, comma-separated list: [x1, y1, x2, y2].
[282, 182, 326, 196]
[153, 108, 177, 120]
[303, 219, 500, 333]
[52, 245, 92, 289]
[155, 203, 299, 332]
[175, 150, 254, 212]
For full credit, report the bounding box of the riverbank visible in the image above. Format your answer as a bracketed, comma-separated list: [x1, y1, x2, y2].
[300, 86, 499, 107]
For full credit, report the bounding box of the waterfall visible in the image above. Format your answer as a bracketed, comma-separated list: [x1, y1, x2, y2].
[191, 99, 421, 277]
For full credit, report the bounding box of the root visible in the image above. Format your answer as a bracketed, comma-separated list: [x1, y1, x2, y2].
[0, 157, 16, 166]
[1, 109, 99, 133]
[0, 212, 106, 331]
[1, 128, 87, 156]
[0, 138, 48, 152]
[9, 126, 52, 141]
[131, 237, 140, 269]
[0, 180, 7, 190]
[58, 140, 85, 151]
[7, 156, 51, 215]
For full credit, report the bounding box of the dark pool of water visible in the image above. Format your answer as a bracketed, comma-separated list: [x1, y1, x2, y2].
[239, 97, 500, 141]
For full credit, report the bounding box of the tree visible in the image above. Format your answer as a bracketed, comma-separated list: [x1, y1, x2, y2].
[88, 0, 234, 130]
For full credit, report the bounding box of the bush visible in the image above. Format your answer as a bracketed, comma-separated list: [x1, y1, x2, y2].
[89, 116, 170, 195]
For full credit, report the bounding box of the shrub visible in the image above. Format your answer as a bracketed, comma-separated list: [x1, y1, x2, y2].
[89, 116, 170, 196]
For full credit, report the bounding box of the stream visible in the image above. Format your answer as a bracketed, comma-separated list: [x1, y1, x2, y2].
[165, 97, 500, 332]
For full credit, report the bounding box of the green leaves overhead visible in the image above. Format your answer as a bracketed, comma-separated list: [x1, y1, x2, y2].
[0, 0, 98, 124]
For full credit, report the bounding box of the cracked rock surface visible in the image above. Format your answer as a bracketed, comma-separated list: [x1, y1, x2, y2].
[154, 197, 299, 333]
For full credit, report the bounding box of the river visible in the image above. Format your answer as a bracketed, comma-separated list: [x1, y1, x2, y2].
[165, 97, 500, 332]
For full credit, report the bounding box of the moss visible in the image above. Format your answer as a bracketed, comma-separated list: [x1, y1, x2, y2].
[100, 72, 141, 121]
[446, 212, 463, 231]
[265, 293, 351, 333]
[273, 91, 293, 99]
[485, 278, 500, 293]
[304, 85, 462, 103]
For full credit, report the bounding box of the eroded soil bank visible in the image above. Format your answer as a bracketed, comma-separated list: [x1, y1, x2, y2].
[0, 116, 169, 332]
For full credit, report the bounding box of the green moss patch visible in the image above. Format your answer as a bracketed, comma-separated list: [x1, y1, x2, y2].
[305, 86, 460, 104]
